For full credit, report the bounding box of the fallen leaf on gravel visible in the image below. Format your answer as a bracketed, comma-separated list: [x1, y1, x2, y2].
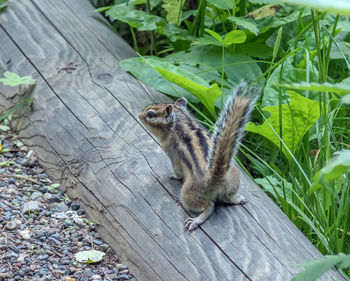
[74, 250, 105, 264]
[65, 277, 75, 281]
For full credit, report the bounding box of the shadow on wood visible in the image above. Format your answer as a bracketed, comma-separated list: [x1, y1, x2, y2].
[0, 0, 345, 280]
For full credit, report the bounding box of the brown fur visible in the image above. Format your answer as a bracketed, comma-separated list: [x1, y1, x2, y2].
[139, 93, 254, 231]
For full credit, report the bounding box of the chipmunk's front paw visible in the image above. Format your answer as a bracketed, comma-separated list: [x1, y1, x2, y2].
[184, 217, 199, 231]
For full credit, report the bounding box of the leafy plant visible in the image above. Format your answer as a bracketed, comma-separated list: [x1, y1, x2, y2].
[293, 253, 350, 281]
[0, 71, 35, 131]
[93, 0, 350, 277]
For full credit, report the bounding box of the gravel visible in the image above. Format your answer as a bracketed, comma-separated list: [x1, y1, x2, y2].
[0, 131, 136, 281]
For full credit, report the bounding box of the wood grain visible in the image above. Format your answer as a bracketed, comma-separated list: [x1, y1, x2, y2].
[0, 1, 345, 280]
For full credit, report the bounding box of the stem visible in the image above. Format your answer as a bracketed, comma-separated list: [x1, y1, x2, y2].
[199, 0, 206, 37]
[0, 173, 42, 185]
[130, 26, 139, 53]
[239, 0, 246, 16]
[146, 0, 156, 55]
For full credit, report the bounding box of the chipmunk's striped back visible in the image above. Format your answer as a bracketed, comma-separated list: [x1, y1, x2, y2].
[208, 82, 257, 180]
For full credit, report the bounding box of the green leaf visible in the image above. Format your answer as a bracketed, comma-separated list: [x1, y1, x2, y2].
[280, 81, 350, 97]
[205, 29, 223, 43]
[162, 0, 185, 25]
[272, 27, 283, 59]
[255, 175, 293, 203]
[154, 66, 221, 118]
[246, 4, 282, 20]
[50, 183, 60, 188]
[105, 5, 164, 30]
[0, 125, 10, 132]
[0, 72, 36, 87]
[246, 4, 310, 34]
[292, 253, 350, 281]
[227, 16, 259, 35]
[342, 94, 350, 104]
[223, 30, 246, 46]
[281, 0, 350, 16]
[314, 150, 350, 183]
[262, 63, 319, 107]
[246, 91, 321, 160]
[157, 23, 195, 42]
[195, 35, 224, 47]
[121, 57, 200, 102]
[75, 250, 105, 264]
[121, 46, 262, 109]
[207, 0, 233, 10]
[235, 41, 273, 58]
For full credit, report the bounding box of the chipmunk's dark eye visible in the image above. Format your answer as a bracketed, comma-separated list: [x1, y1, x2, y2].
[147, 111, 156, 118]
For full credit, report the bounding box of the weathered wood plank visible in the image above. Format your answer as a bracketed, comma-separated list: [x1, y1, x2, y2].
[0, 0, 345, 280]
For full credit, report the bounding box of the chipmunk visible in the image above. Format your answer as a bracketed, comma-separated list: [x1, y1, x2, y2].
[139, 82, 257, 231]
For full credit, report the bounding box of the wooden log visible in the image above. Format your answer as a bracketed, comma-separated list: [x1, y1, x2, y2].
[0, 0, 345, 280]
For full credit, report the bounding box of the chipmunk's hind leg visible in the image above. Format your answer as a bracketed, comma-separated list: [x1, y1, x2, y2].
[220, 192, 247, 205]
[184, 202, 215, 231]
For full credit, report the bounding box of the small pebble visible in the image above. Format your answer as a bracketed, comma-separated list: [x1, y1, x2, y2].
[0, 131, 137, 281]
[22, 201, 40, 214]
[71, 203, 80, 211]
[5, 221, 17, 230]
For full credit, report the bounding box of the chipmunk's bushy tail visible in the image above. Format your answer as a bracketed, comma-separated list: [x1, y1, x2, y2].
[207, 82, 258, 180]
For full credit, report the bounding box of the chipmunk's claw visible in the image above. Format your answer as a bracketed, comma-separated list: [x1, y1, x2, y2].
[184, 217, 199, 231]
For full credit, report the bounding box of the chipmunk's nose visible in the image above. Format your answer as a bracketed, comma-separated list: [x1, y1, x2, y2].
[138, 112, 143, 120]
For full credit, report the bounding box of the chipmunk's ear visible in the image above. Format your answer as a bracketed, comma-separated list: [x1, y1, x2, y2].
[175, 97, 187, 108]
[165, 104, 173, 117]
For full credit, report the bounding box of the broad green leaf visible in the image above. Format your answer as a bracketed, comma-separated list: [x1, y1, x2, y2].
[223, 30, 246, 46]
[292, 253, 350, 281]
[105, 5, 164, 30]
[227, 16, 259, 35]
[235, 41, 273, 58]
[207, 0, 233, 9]
[205, 29, 223, 43]
[51, 183, 60, 188]
[75, 250, 105, 264]
[162, 0, 185, 25]
[120, 57, 198, 102]
[195, 35, 224, 47]
[262, 63, 319, 107]
[246, 91, 321, 160]
[280, 81, 350, 97]
[121, 47, 262, 110]
[165, 46, 263, 86]
[281, 0, 350, 16]
[154, 66, 221, 118]
[0, 72, 36, 87]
